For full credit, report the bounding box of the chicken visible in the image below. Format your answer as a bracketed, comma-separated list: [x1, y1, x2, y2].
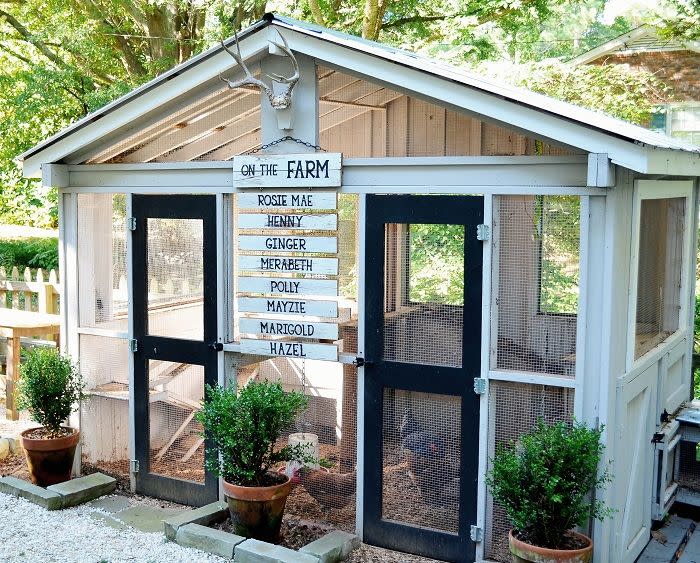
[296, 467, 357, 509]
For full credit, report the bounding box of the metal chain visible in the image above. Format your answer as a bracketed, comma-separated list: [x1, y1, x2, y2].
[244, 135, 325, 155]
[300, 357, 309, 434]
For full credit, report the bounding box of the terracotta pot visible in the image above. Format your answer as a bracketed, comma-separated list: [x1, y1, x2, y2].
[20, 427, 79, 487]
[509, 529, 593, 563]
[223, 474, 292, 542]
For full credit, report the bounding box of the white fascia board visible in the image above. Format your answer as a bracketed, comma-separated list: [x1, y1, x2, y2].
[281, 28, 696, 175]
[21, 33, 271, 178]
[568, 27, 652, 65]
[640, 147, 700, 177]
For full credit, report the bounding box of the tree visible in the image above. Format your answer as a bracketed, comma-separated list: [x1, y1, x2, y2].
[658, 0, 700, 41]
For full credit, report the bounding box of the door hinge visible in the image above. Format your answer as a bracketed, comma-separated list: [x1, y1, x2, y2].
[474, 377, 487, 395]
[128, 338, 138, 352]
[470, 525, 483, 542]
[130, 459, 140, 474]
[476, 224, 490, 241]
[127, 217, 137, 231]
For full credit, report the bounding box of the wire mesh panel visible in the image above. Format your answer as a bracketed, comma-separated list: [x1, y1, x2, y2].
[634, 197, 685, 359]
[146, 217, 204, 340]
[79, 335, 130, 478]
[147, 360, 205, 484]
[77, 193, 128, 330]
[383, 223, 464, 368]
[485, 380, 575, 562]
[242, 357, 358, 532]
[677, 440, 700, 492]
[492, 196, 580, 376]
[381, 389, 461, 534]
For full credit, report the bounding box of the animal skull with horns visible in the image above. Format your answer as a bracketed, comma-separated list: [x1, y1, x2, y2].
[220, 30, 300, 110]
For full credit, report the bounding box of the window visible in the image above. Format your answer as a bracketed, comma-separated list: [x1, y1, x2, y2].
[651, 104, 700, 147]
[537, 196, 580, 315]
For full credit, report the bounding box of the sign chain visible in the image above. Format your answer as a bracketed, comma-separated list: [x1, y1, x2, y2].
[243, 136, 326, 155]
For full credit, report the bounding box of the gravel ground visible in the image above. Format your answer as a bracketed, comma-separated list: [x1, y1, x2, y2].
[0, 493, 225, 563]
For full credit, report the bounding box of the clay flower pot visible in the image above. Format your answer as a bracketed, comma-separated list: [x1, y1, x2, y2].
[20, 427, 80, 487]
[509, 529, 593, 563]
[223, 474, 293, 543]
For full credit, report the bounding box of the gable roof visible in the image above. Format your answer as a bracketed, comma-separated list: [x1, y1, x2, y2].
[20, 14, 700, 177]
[570, 25, 700, 65]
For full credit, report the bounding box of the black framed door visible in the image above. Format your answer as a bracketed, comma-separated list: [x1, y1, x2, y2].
[132, 194, 219, 506]
[363, 195, 483, 562]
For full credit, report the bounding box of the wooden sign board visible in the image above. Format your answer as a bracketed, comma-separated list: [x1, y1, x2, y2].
[240, 338, 338, 361]
[233, 153, 342, 188]
[239, 235, 337, 253]
[237, 192, 337, 210]
[238, 255, 338, 275]
[238, 213, 337, 231]
[238, 277, 338, 296]
[238, 297, 338, 317]
[239, 318, 339, 340]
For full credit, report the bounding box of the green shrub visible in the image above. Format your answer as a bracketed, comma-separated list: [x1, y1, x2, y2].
[486, 419, 613, 549]
[0, 237, 58, 271]
[16, 348, 84, 437]
[196, 380, 311, 487]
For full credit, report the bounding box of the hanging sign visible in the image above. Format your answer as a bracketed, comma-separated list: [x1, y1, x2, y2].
[240, 318, 339, 340]
[239, 235, 337, 253]
[237, 192, 337, 210]
[238, 276, 338, 296]
[238, 213, 337, 230]
[239, 255, 338, 275]
[240, 338, 338, 361]
[238, 297, 338, 317]
[233, 153, 342, 188]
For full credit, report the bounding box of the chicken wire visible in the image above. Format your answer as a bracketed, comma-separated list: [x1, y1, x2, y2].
[147, 360, 205, 484]
[677, 440, 700, 492]
[241, 356, 358, 532]
[382, 389, 461, 534]
[491, 195, 579, 377]
[146, 217, 204, 341]
[383, 223, 464, 368]
[485, 380, 575, 562]
[634, 197, 685, 359]
[79, 335, 130, 478]
[77, 193, 128, 331]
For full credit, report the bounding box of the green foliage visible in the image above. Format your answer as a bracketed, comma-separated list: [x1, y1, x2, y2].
[409, 224, 464, 305]
[479, 60, 670, 125]
[486, 419, 613, 549]
[658, 0, 700, 41]
[16, 348, 84, 437]
[0, 238, 58, 271]
[195, 380, 311, 487]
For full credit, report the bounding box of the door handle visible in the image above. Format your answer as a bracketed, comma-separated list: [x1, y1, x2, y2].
[209, 342, 223, 352]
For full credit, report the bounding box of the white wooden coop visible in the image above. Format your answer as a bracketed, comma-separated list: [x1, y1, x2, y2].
[18, 14, 700, 563]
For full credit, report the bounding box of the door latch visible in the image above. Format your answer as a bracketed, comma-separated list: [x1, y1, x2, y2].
[470, 525, 483, 542]
[354, 357, 372, 367]
[473, 378, 487, 395]
[130, 459, 140, 474]
[209, 342, 224, 352]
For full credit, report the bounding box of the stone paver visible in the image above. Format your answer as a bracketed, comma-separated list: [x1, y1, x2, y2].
[678, 526, 700, 563]
[637, 516, 694, 563]
[113, 504, 181, 533]
[164, 500, 228, 540]
[300, 531, 360, 563]
[234, 538, 319, 563]
[88, 494, 133, 513]
[176, 522, 245, 558]
[47, 472, 116, 507]
[0, 475, 62, 510]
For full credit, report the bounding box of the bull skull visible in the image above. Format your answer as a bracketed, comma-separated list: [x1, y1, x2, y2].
[220, 30, 300, 110]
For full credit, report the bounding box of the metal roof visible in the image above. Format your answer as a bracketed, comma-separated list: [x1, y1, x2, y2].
[19, 13, 700, 167]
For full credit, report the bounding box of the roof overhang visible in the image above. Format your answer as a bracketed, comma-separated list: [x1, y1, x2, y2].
[19, 15, 700, 179]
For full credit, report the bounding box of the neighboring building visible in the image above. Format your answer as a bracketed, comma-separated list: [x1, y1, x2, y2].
[571, 25, 700, 145]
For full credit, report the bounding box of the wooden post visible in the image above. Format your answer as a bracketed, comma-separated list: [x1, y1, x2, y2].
[36, 269, 56, 314]
[0, 267, 6, 308]
[5, 334, 20, 421]
[23, 268, 32, 311]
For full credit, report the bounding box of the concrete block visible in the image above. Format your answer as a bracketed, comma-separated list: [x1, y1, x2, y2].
[300, 531, 360, 563]
[233, 539, 319, 563]
[163, 501, 228, 540]
[6, 437, 21, 455]
[0, 438, 9, 460]
[115, 505, 181, 533]
[677, 526, 700, 563]
[0, 476, 62, 510]
[176, 523, 245, 558]
[47, 472, 116, 508]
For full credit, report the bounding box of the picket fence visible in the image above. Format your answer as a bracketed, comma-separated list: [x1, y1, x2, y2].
[0, 266, 60, 314]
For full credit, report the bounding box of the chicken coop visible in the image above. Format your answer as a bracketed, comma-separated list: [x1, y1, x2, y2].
[19, 14, 700, 563]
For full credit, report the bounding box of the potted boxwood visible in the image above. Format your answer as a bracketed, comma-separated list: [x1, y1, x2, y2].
[486, 419, 613, 563]
[196, 379, 311, 542]
[16, 348, 84, 486]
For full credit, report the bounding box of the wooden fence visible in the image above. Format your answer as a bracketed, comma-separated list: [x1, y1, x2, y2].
[0, 267, 60, 314]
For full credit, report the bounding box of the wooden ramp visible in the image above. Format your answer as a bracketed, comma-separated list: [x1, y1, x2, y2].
[636, 516, 697, 563]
